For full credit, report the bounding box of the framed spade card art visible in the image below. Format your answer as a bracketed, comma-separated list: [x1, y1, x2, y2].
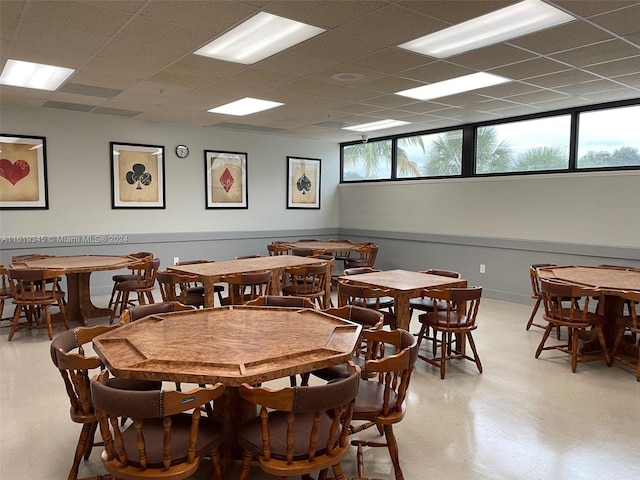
[287, 156, 320, 209]
[205, 150, 248, 209]
[0, 134, 48, 209]
[111, 142, 165, 209]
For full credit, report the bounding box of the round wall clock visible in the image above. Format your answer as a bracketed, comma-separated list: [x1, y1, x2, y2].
[175, 145, 189, 158]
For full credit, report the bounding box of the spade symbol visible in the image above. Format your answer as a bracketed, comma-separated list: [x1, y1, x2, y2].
[126, 163, 153, 190]
[296, 173, 311, 194]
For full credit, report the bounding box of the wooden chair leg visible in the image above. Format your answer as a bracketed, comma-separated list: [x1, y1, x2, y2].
[596, 326, 611, 366]
[237, 450, 253, 480]
[207, 448, 223, 480]
[571, 328, 580, 373]
[535, 324, 554, 358]
[466, 332, 483, 373]
[43, 305, 54, 340]
[69, 422, 94, 480]
[383, 424, 404, 480]
[526, 298, 541, 330]
[8, 304, 24, 341]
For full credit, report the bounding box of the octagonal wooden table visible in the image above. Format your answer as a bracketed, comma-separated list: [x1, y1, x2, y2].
[93, 305, 362, 461]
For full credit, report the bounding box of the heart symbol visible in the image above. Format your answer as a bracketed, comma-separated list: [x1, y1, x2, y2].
[0, 158, 30, 185]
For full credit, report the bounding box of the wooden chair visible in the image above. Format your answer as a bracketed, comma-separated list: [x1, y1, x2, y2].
[344, 242, 378, 269]
[219, 270, 272, 306]
[0, 265, 13, 323]
[344, 267, 395, 312]
[535, 279, 611, 373]
[282, 262, 329, 309]
[157, 270, 206, 307]
[267, 242, 290, 256]
[119, 301, 196, 324]
[244, 295, 315, 309]
[91, 370, 225, 480]
[107, 251, 153, 309]
[417, 286, 483, 379]
[338, 278, 396, 329]
[8, 267, 68, 340]
[236, 367, 360, 480]
[526, 263, 562, 338]
[350, 329, 418, 480]
[409, 269, 461, 318]
[109, 257, 160, 324]
[175, 259, 225, 306]
[51, 326, 161, 480]
[611, 290, 640, 381]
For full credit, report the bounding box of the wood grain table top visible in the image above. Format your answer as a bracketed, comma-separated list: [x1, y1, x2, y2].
[93, 306, 362, 387]
[168, 255, 326, 277]
[537, 265, 640, 293]
[340, 269, 467, 291]
[11, 254, 136, 273]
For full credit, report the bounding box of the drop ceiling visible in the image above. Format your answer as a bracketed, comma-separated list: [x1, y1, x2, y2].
[1, 0, 639, 142]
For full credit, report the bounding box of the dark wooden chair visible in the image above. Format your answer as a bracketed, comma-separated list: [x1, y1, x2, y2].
[91, 370, 225, 480]
[611, 290, 640, 381]
[157, 270, 206, 307]
[51, 326, 161, 480]
[526, 263, 562, 338]
[220, 270, 272, 306]
[344, 242, 378, 269]
[107, 251, 153, 309]
[236, 367, 360, 480]
[8, 267, 68, 340]
[267, 242, 290, 256]
[175, 259, 225, 306]
[535, 278, 611, 373]
[350, 329, 418, 480]
[282, 262, 329, 309]
[417, 286, 483, 379]
[344, 267, 395, 312]
[109, 257, 160, 324]
[409, 268, 461, 318]
[338, 278, 396, 329]
[119, 301, 196, 324]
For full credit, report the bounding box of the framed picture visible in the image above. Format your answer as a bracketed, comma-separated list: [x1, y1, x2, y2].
[287, 156, 320, 209]
[205, 150, 248, 209]
[0, 134, 48, 209]
[111, 142, 165, 209]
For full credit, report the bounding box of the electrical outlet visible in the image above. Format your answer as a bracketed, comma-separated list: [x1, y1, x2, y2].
[173, 257, 179, 265]
[480, 264, 486, 274]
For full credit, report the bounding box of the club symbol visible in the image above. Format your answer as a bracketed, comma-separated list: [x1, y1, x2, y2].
[126, 163, 152, 190]
[296, 173, 311, 194]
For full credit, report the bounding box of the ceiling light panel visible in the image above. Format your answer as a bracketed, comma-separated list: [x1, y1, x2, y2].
[194, 12, 325, 64]
[0, 59, 75, 91]
[396, 73, 511, 101]
[344, 119, 411, 132]
[208, 97, 284, 116]
[398, 0, 576, 58]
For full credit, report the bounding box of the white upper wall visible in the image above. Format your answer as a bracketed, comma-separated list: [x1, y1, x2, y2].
[339, 172, 640, 248]
[0, 107, 340, 236]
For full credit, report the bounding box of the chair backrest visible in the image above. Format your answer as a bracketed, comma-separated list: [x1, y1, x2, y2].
[267, 242, 290, 256]
[324, 305, 384, 329]
[619, 290, 640, 330]
[126, 257, 161, 289]
[291, 248, 322, 257]
[238, 368, 360, 466]
[222, 270, 272, 305]
[360, 329, 418, 419]
[120, 301, 196, 324]
[540, 278, 600, 324]
[91, 370, 225, 478]
[156, 270, 200, 303]
[0, 265, 11, 298]
[9, 268, 66, 301]
[284, 263, 328, 296]
[245, 295, 316, 309]
[343, 266, 379, 276]
[337, 279, 391, 311]
[529, 263, 557, 298]
[423, 268, 461, 279]
[175, 259, 209, 265]
[426, 286, 483, 328]
[349, 242, 378, 268]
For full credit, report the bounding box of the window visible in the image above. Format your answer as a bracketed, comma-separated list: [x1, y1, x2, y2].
[342, 139, 392, 181]
[475, 116, 570, 174]
[577, 104, 640, 169]
[397, 130, 463, 178]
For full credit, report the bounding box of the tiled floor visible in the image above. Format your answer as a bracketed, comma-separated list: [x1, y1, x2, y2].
[1, 295, 639, 480]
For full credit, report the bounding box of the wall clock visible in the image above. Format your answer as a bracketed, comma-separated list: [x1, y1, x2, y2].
[175, 145, 189, 158]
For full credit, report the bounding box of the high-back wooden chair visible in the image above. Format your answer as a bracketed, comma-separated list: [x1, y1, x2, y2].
[344, 242, 378, 269]
[526, 263, 558, 330]
[220, 270, 272, 305]
[417, 286, 483, 379]
[350, 329, 418, 480]
[535, 279, 611, 373]
[611, 290, 640, 381]
[409, 268, 461, 317]
[282, 262, 329, 309]
[107, 251, 153, 309]
[8, 267, 67, 340]
[51, 326, 161, 480]
[338, 279, 396, 329]
[157, 270, 205, 307]
[237, 368, 360, 480]
[119, 301, 196, 324]
[109, 257, 160, 324]
[91, 370, 225, 480]
[0, 265, 13, 323]
[244, 295, 315, 309]
[267, 242, 290, 256]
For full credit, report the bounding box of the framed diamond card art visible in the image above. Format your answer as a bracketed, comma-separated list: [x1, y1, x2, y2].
[287, 156, 320, 209]
[0, 134, 48, 209]
[205, 150, 248, 209]
[111, 142, 165, 209]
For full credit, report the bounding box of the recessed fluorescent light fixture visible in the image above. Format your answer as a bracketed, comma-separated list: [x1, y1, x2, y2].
[398, 0, 575, 58]
[194, 12, 325, 64]
[343, 119, 411, 132]
[396, 72, 511, 101]
[208, 97, 284, 116]
[0, 59, 74, 91]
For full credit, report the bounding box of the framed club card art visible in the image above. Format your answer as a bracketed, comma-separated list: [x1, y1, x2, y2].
[287, 156, 320, 209]
[0, 134, 48, 209]
[111, 142, 165, 209]
[205, 150, 248, 209]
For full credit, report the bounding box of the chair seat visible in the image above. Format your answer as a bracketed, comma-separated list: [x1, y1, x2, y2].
[115, 279, 155, 291]
[420, 311, 476, 329]
[117, 414, 223, 468]
[112, 273, 138, 283]
[409, 297, 447, 312]
[14, 290, 65, 304]
[238, 411, 335, 461]
[356, 296, 395, 310]
[352, 379, 399, 418]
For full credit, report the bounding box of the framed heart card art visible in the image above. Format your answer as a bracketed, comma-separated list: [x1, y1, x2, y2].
[0, 134, 48, 209]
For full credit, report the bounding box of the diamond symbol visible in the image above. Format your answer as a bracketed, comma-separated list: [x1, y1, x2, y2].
[219, 168, 235, 193]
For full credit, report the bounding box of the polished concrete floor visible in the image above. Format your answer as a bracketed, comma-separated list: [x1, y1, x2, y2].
[1, 295, 639, 480]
